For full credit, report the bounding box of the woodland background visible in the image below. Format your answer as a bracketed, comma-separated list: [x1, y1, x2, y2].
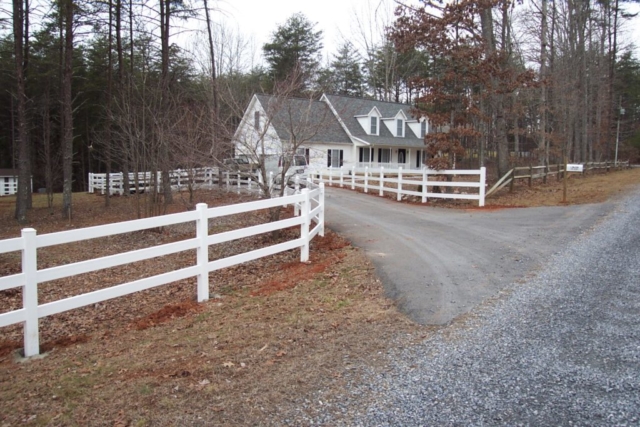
[1, 0, 639, 221]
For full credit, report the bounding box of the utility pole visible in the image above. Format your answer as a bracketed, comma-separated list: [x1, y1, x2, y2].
[614, 96, 625, 167]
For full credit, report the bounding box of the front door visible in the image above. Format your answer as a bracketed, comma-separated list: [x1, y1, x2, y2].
[398, 149, 406, 165]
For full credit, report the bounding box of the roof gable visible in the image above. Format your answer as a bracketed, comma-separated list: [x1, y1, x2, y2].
[322, 94, 426, 147]
[254, 94, 351, 144]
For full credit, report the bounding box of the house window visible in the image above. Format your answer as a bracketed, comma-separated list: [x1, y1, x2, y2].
[378, 148, 391, 163]
[421, 120, 427, 138]
[396, 119, 404, 137]
[297, 147, 310, 164]
[254, 111, 260, 131]
[370, 116, 378, 135]
[327, 149, 343, 167]
[359, 147, 372, 163]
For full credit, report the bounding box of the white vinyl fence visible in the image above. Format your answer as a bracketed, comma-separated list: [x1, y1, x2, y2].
[89, 168, 281, 196]
[0, 175, 32, 197]
[0, 176, 18, 196]
[0, 184, 325, 357]
[310, 166, 486, 207]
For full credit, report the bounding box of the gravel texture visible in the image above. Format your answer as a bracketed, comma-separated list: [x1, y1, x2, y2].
[307, 191, 640, 426]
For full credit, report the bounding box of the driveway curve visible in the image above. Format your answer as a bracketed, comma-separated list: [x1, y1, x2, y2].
[324, 187, 613, 325]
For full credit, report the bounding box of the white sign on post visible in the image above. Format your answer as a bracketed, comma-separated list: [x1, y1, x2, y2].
[566, 164, 584, 172]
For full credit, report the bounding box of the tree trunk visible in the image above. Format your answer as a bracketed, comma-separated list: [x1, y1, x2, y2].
[13, 0, 29, 222]
[480, 5, 509, 178]
[159, 0, 173, 204]
[61, 0, 74, 219]
[203, 0, 219, 158]
[105, 0, 113, 207]
[539, 0, 548, 166]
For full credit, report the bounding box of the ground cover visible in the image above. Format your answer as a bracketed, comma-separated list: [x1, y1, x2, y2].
[1, 167, 639, 425]
[0, 189, 418, 426]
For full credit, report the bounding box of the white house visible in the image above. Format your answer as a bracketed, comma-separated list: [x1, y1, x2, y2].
[233, 93, 430, 170]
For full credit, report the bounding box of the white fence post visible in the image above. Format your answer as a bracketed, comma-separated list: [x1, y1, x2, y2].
[479, 167, 486, 207]
[22, 228, 39, 357]
[294, 176, 301, 216]
[397, 167, 403, 201]
[196, 204, 209, 302]
[379, 167, 384, 197]
[119, 172, 124, 195]
[319, 183, 325, 237]
[364, 166, 369, 193]
[88, 173, 93, 193]
[300, 189, 310, 262]
[422, 168, 428, 203]
[340, 166, 344, 187]
[351, 166, 355, 190]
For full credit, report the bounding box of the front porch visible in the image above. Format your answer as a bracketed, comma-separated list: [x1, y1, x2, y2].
[355, 146, 426, 170]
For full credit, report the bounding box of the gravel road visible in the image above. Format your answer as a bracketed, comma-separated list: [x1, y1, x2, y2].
[308, 190, 640, 425]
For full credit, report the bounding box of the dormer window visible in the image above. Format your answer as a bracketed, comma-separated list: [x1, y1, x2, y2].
[370, 116, 378, 135]
[421, 120, 427, 138]
[396, 119, 404, 137]
[254, 111, 260, 131]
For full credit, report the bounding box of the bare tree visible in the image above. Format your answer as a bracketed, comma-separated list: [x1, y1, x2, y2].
[232, 70, 334, 221]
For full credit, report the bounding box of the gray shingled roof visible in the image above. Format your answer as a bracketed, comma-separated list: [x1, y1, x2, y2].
[323, 94, 425, 148]
[255, 94, 351, 144]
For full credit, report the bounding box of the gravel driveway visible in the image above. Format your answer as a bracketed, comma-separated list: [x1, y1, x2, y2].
[308, 189, 640, 425]
[324, 187, 613, 325]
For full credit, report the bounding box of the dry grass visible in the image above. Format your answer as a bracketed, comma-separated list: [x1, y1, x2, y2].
[482, 167, 640, 207]
[0, 190, 420, 426]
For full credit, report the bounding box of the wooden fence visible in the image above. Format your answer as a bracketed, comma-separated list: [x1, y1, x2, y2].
[0, 184, 325, 357]
[309, 166, 486, 207]
[486, 160, 631, 197]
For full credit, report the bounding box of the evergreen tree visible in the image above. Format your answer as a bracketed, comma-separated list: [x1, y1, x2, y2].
[329, 42, 365, 97]
[262, 13, 323, 90]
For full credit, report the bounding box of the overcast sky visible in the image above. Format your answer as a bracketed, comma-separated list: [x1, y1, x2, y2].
[209, 0, 639, 65]
[210, 0, 395, 63]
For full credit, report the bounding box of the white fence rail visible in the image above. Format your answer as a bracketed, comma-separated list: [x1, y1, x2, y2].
[89, 168, 225, 195]
[1, 176, 18, 196]
[310, 166, 486, 207]
[89, 168, 286, 196]
[0, 176, 32, 197]
[0, 184, 325, 357]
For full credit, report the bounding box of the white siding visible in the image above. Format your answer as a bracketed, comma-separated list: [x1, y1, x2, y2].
[304, 143, 355, 169]
[233, 97, 282, 158]
[408, 118, 428, 138]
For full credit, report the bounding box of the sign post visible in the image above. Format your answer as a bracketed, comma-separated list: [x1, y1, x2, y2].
[563, 161, 583, 203]
[563, 157, 567, 203]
